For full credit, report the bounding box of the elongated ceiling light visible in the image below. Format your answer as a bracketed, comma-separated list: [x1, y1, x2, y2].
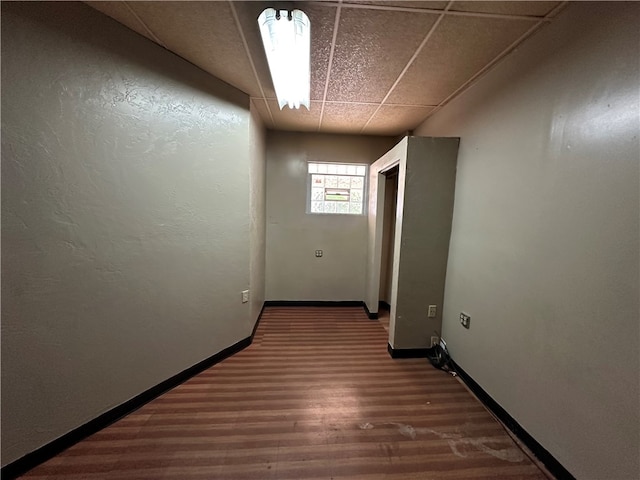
[258, 8, 310, 110]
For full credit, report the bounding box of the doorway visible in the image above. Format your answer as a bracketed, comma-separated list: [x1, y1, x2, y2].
[378, 166, 399, 332]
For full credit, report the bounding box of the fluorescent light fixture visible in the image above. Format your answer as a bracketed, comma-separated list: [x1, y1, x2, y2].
[258, 8, 310, 110]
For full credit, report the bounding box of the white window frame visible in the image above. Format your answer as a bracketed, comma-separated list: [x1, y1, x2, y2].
[306, 162, 368, 215]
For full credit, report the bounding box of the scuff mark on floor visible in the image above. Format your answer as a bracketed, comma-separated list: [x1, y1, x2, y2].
[385, 422, 416, 439]
[358, 422, 525, 462]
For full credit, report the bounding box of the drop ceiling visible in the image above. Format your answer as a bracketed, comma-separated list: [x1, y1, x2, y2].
[86, 1, 567, 136]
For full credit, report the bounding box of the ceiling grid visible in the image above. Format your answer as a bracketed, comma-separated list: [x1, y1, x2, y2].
[86, 0, 568, 136]
[317, 2, 343, 131]
[359, 0, 454, 133]
[228, 1, 275, 126]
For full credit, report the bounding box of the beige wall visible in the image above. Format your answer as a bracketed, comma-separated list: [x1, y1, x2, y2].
[365, 137, 458, 348]
[1, 2, 260, 466]
[379, 172, 398, 303]
[415, 3, 639, 479]
[265, 132, 396, 301]
[249, 102, 267, 325]
[393, 138, 458, 348]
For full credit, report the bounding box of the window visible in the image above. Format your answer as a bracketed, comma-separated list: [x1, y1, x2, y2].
[308, 162, 367, 215]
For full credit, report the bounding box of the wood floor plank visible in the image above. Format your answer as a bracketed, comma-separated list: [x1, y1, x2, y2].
[19, 306, 551, 479]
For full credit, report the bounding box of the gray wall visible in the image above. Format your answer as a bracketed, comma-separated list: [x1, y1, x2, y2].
[415, 3, 639, 479]
[249, 103, 267, 325]
[265, 132, 396, 301]
[1, 2, 263, 466]
[379, 172, 398, 303]
[393, 138, 458, 348]
[365, 137, 458, 348]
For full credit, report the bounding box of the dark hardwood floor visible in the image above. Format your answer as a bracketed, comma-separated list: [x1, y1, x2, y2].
[20, 306, 551, 479]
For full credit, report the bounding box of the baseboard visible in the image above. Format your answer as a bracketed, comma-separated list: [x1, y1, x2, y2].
[387, 344, 430, 358]
[378, 300, 390, 310]
[451, 360, 575, 480]
[1, 329, 256, 479]
[251, 303, 266, 340]
[363, 302, 378, 320]
[264, 300, 364, 307]
[265, 299, 378, 320]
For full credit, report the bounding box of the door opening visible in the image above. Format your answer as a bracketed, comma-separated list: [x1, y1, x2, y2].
[378, 166, 399, 333]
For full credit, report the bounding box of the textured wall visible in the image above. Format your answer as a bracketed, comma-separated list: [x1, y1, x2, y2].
[249, 103, 267, 325]
[393, 138, 458, 349]
[415, 3, 639, 478]
[379, 173, 398, 303]
[1, 2, 254, 466]
[265, 132, 396, 301]
[365, 137, 458, 348]
[364, 139, 407, 322]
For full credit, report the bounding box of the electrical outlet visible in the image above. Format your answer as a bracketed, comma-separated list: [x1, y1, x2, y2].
[430, 336, 439, 347]
[242, 290, 249, 303]
[460, 312, 470, 329]
[427, 305, 437, 318]
[315, 250, 323, 257]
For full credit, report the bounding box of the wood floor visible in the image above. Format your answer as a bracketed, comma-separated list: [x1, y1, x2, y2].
[20, 306, 550, 479]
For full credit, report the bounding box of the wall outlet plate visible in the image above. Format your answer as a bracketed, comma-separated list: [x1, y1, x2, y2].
[242, 290, 249, 303]
[430, 336, 440, 347]
[427, 305, 437, 318]
[460, 312, 470, 328]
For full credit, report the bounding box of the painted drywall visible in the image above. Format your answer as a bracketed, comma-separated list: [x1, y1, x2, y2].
[249, 102, 267, 325]
[414, 3, 639, 479]
[1, 2, 255, 466]
[365, 139, 408, 334]
[393, 138, 458, 348]
[379, 172, 398, 303]
[265, 132, 397, 301]
[365, 137, 458, 349]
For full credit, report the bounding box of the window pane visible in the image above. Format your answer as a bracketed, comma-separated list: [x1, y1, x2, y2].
[312, 187, 324, 200]
[325, 188, 350, 202]
[311, 174, 325, 187]
[307, 163, 367, 215]
[325, 175, 338, 188]
[338, 176, 350, 188]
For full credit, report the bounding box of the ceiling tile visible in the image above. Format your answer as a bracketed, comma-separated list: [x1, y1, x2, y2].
[304, 3, 339, 101]
[320, 103, 380, 133]
[87, 1, 568, 136]
[343, 1, 450, 9]
[450, 1, 561, 17]
[268, 100, 322, 132]
[229, 2, 276, 99]
[231, 2, 341, 102]
[124, 1, 261, 97]
[86, 1, 156, 43]
[363, 105, 435, 135]
[326, 8, 439, 103]
[387, 16, 534, 105]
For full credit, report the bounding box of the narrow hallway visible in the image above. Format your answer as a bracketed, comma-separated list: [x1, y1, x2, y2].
[21, 307, 551, 479]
